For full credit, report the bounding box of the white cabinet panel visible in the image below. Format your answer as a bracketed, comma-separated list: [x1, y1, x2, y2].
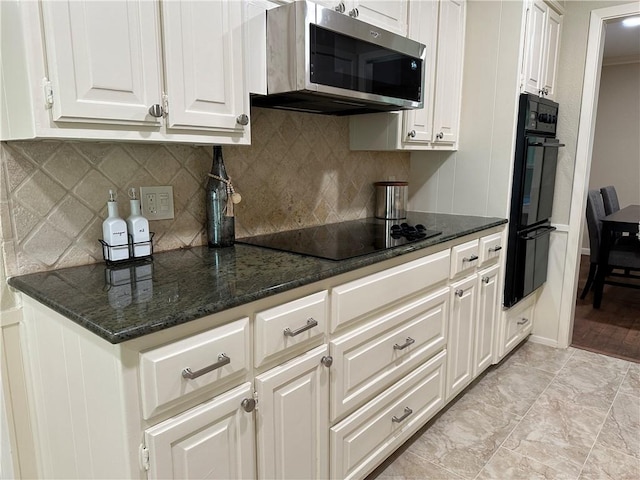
[139, 317, 250, 419]
[330, 350, 446, 480]
[162, 0, 248, 133]
[255, 345, 330, 480]
[542, 7, 562, 99]
[446, 274, 476, 401]
[254, 291, 327, 368]
[330, 287, 448, 420]
[40, 0, 163, 126]
[144, 382, 256, 480]
[474, 264, 500, 377]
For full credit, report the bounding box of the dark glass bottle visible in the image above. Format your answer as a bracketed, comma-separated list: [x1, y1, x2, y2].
[206, 146, 235, 247]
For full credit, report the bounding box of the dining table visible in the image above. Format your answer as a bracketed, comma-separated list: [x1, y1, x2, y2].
[593, 204, 640, 308]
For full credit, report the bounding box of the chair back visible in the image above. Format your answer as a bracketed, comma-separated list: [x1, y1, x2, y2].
[585, 189, 606, 261]
[600, 185, 620, 215]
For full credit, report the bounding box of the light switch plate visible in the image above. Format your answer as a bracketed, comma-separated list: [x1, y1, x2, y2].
[140, 186, 174, 221]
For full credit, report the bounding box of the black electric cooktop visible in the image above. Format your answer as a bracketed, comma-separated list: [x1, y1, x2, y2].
[237, 217, 441, 261]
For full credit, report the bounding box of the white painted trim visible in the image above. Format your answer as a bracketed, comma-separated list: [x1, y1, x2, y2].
[528, 334, 558, 348]
[550, 223, 569, 233]
[557, 2, 640, 349]
[0, 308, 22, 328]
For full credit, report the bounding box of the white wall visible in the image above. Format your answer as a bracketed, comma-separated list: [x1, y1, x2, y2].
[409, 0, 524, 219]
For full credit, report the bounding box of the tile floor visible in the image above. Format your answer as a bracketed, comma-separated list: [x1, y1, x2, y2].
[370, 341, 640, 480]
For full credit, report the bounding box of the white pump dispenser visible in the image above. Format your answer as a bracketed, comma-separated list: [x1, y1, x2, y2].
[127, 188, 151, 257]
[102, 190, 129, 261]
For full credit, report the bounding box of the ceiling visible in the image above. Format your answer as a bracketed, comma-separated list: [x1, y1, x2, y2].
[603, 16, 640, 59]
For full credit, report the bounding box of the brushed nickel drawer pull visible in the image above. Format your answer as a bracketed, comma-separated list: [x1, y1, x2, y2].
[284, 318, 318, 337]
[392, 407, 413, 423]
[517, 318, 529, 326]
[393, 337, 415, 350]
[182, 353, 230, 380]
[489, 245, 502, 252]
[463, 254, 479, 263]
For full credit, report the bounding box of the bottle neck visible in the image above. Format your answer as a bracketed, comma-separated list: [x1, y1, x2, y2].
[130, 199, 141, 216]
[107, 201, 120, 218]
[211, 146, 228, 179]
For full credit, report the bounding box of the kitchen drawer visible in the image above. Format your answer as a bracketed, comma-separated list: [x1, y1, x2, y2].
[501, 295, 534, 357]
[478, 232, 504, 266]
[330, 350, 446, 480]
[450, 239, 479, 278]
[331, 250, 450, 332]
[330, 287, 448, 421]
[254, 291, 328, 369]
[139, 317, 250, 419]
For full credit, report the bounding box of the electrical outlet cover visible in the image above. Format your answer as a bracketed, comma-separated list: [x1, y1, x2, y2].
[140, 186, 175, 220]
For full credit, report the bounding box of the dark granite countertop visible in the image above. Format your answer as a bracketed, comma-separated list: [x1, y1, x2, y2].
[8, 213, 506, 344]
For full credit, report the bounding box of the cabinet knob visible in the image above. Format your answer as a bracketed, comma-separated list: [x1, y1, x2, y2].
[349, 7, 359, 18]
[482, 276, 491, 284]
[334, 2, 345, 13]
[455, 289, 464, 298]
[241, 398, 256, 413]
[436, 132, 444, 140]
[408, 130, 416, 138]
[321, 355, 333, 368]
[236, 114, 249, 126]
[148, 104, 164, 117]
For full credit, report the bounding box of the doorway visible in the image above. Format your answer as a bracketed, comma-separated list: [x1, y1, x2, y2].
[558, 3, 640, 354]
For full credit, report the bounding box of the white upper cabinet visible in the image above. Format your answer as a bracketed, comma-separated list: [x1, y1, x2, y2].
[317, 1, 408, 35]
[521, 0, 563, 99]
[1, 0, 250, 144]
[40, 1, 163, 127]
[349, 0, 466, 151]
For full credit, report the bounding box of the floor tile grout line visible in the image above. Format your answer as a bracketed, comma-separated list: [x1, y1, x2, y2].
[469, 345, 577, 479]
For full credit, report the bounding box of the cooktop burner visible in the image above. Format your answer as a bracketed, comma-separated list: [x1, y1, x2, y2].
[237, 218, 441, 261]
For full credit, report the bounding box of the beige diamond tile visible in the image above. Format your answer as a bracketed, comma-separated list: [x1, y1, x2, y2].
[9, 203, 39, 242]
[13, 140, 62, 164]
[75, 142, 118, 165]
[22, 222, 73, 267]
[144, 148, 181, 184]
[0, 201, 14, 240]
[43, 143, 91, 190]
[49, 195, 94, 239]
[14, 170, 65, 217]
[73, 169, 117, 213]
[99, 145, 141, 186]
[123, 143, 164, 165]
[3, 144, 38, 192]
[172, 169, 201, 211]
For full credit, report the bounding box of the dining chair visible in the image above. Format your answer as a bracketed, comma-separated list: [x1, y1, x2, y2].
[600, 185, 620, 215]
[581, 189, 640, 299]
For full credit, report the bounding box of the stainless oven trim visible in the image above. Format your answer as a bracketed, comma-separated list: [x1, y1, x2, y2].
[266, 0, 426, 109]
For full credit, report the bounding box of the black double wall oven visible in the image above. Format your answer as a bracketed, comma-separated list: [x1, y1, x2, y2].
[504, 93, 564, 308]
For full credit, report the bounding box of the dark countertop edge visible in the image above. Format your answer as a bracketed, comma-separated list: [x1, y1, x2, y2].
[8, 217, 507, 344]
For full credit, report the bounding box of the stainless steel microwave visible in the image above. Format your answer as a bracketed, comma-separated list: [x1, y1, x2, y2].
[251, 0, 426, 116]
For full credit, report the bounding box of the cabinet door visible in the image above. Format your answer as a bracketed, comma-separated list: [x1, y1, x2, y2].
[255, 345, 330, 480]
[521, 0, 546, 96]
[40, 0, 163, 126]
[474, 264, 500, 377]
[541, 7, 562, 99]
[446, 274, 476, 401]
[354, 1, 408, 36]
[144, 382, 256, 480]
[161, 0, 249, 133]
[432, 0, 465, 145]
[402, 0, 438, 145]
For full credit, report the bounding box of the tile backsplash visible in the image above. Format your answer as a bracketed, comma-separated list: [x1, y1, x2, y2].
[0, 108, 409, 276]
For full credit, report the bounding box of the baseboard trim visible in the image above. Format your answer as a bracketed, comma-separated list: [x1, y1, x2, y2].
[528, 335, 559, 348]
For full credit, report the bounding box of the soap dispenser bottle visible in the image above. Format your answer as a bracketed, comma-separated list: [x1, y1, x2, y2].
[127, 188, 151, 257]
[102, 189, 129, 262]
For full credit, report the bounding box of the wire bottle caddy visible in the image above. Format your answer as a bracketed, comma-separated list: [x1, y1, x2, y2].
[99, 232, 155, 266]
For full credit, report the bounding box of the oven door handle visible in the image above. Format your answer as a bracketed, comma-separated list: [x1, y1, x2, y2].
[520, 226, 557, 240]
[527, 141, 566, 148]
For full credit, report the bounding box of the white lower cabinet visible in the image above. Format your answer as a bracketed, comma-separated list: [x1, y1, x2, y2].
[144, 382, 256, 480]
[254, 345, 330, 480]
[446, 274, 477, 401]
[330, 350, 446, 480]
[474, 263, 500, 376]
[499, 293, 535, 359]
